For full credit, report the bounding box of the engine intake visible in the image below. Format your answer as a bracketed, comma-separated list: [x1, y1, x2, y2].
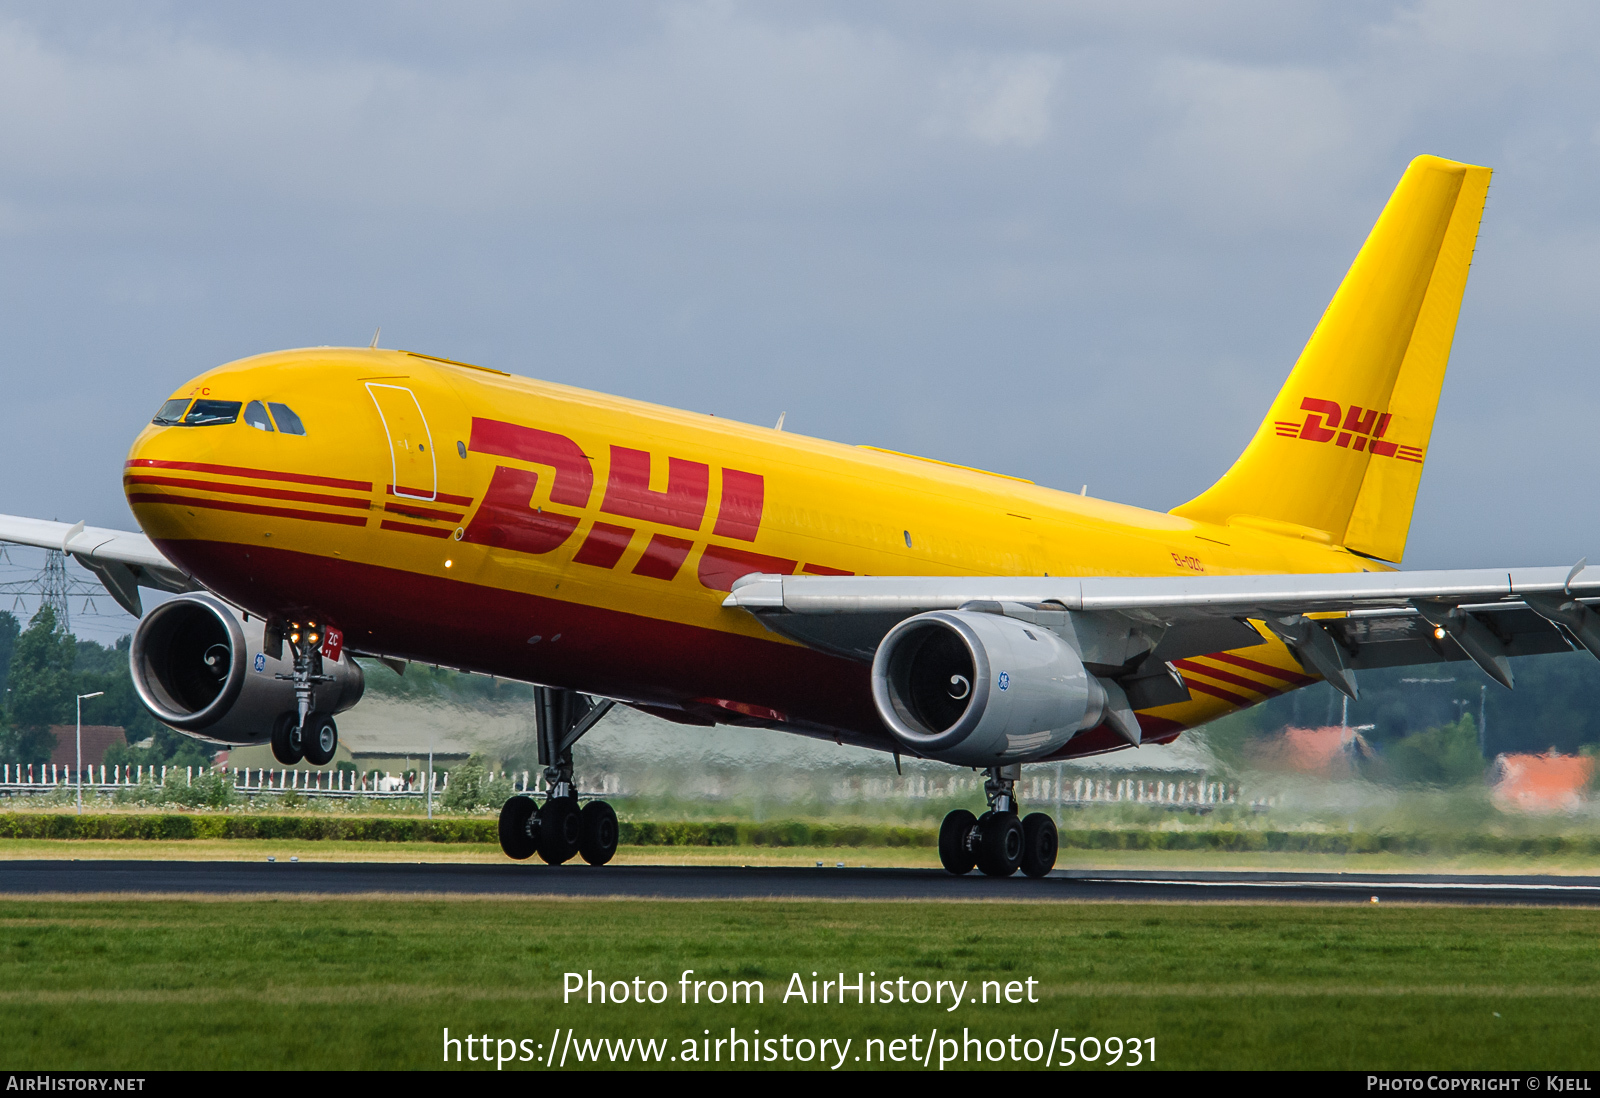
[130, 593, 364, 744]
[871, 609, 1109, 765]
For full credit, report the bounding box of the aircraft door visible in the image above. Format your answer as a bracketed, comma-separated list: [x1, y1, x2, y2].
[366, 382, 437, 501]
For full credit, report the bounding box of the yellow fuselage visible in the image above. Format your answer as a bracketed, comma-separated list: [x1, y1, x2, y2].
[126, 347, 1364, 754]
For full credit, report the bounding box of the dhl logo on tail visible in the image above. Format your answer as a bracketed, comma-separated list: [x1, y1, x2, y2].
[1273, 398, 1425, 463]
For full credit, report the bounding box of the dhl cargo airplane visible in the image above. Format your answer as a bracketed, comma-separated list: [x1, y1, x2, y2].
[6, 154, 1600, 878]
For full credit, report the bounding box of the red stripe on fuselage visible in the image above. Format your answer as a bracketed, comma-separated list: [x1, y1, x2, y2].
[382, 502, 464, 523]
[1182, 677, 1251, 706]
[1173, 658, 1283, 698]
[380, 519, 452, 538]
[1205, 651, 1315, 685]
[388, 485, 474, 507]
[127, 494, 369, 527]
[124, 459, 370, 491]
[123, 474, 370, 511]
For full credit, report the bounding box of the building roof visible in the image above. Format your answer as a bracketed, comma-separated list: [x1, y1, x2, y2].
[1489, 752, 1594, 813]
[47, 726, 126, 768]
[1255, 725, 1374, 776]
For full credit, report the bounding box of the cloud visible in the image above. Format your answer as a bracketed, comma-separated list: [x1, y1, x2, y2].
[923, 53, 1063, 147]
[1, 1, 1599, 573]
[1137, 59, 1369, 231]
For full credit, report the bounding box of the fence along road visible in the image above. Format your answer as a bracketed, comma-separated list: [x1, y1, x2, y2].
[1, 763, 1243, 810]
[0, 763, 542, 800]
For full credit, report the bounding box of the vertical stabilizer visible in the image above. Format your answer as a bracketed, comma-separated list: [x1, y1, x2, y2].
[1170, 155, 1491, 563]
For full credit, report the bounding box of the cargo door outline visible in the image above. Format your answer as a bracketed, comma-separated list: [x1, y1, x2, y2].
[367, 383, 437, 501]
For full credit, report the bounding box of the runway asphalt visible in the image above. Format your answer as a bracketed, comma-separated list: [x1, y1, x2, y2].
[5, 859, 1600, 905]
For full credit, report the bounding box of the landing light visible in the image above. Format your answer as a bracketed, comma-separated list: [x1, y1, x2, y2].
[1433, 626, 1447, 640]
[289, 632, 300, 644]
[445, 560, 453, 569]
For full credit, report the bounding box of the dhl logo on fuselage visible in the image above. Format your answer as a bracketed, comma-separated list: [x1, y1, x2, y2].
[455, 416, 847, 591]
[129, 416, 851, 593]
[1273, 398, 1424, 463]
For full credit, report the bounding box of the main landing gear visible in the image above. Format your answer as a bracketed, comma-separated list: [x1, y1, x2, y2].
[498, 687, 619, 866]
[270, 620, 338, 766]
[938, 764, 1058, 878]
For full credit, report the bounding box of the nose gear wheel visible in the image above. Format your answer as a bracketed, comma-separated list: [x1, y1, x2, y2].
[270, 711, 303, 766]
[301, 715, 338, 766]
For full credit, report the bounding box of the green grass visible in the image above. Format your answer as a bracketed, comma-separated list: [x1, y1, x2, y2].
[13, 836, 1600, 874]
[2, 898, 1598, 1070]
[17, 811, 1600, 862]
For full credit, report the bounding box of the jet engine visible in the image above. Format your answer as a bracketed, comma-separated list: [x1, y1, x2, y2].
[870, 609, 1112, 765]
[129, 592, 364, 744]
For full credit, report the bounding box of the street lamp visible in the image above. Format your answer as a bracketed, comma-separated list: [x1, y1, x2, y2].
[76, 691, 103, 816]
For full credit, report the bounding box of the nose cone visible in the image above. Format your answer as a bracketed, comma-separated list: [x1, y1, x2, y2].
[125, 398, 204, 541]
[126, 346, 446, 604]
[123, 383, 252, 543]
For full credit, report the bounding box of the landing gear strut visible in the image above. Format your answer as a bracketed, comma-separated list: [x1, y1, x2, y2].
[938, 764, 1058, 879]
[270, 621, 338, 766]
[498, 687, 619, 866]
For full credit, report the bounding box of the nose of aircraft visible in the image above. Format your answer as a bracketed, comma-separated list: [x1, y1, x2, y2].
[124, 367, 363, 538]
[123, 391, 235, 541]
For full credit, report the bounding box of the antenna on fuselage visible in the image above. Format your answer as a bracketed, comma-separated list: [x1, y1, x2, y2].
[774, 412, 786, 431]
[369, 327, 381, 349]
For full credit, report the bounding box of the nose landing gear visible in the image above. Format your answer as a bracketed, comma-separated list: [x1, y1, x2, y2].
[497, 686, 620, 866]
[301, 714, 338, 767]
[938, 764, 1059, 879]
[270, 711, 303, 766]
[269, 620, 338, 766]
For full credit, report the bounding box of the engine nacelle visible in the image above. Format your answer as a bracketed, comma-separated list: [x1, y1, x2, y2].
[129, 592, 364, 745]
[871, 609, 1108, 765]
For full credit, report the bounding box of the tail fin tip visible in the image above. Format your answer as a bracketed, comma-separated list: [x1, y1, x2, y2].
[1171, 155, 1492, 563]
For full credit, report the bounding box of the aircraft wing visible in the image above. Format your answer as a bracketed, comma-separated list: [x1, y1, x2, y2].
[0, 513, 196, 617]
[722, 565, 1600, 696]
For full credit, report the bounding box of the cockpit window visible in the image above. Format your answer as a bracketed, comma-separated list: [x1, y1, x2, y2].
[243, 400, 274, 432]
[151, 399, 191, 426]
[182, 400, 242, 426]
[268, 402, 306, 436]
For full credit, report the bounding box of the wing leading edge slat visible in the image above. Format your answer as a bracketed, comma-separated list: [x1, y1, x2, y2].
[0, 513, 195, 616]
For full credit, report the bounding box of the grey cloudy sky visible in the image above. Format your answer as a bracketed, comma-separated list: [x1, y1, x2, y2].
[4, 0, 1600, 634]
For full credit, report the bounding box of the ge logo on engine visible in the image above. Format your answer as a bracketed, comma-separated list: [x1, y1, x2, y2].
[997, 672, 1010, 691]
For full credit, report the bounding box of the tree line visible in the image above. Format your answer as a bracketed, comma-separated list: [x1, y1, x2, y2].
[0, 606, 210, 770]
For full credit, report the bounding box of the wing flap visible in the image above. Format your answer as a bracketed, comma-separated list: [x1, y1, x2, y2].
[1328, 606, 1574, 670]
